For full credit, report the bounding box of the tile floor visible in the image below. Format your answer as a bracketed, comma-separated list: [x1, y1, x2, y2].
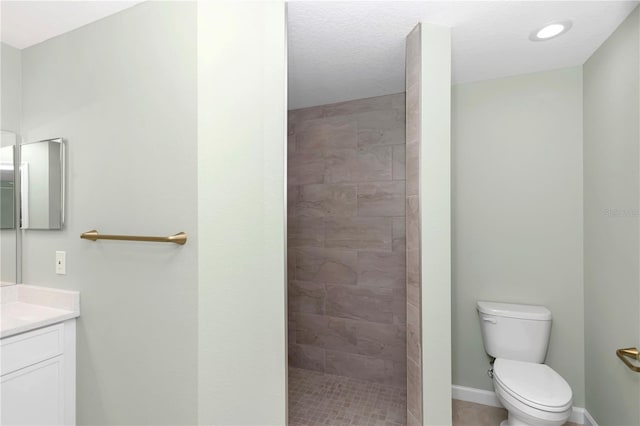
[452, 399, 506, 425]
[288, 368, 580, 426]
[452, 399, 580, 426]
[288, 367, 406, 426]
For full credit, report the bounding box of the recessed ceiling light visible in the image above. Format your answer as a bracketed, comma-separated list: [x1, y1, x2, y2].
[530, 20, 573, 42]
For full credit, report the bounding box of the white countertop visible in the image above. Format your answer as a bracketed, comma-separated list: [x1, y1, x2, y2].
[1, 285, 80, 338]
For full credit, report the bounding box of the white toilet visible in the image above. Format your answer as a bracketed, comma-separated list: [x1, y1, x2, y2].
[477, 301, 573, 426]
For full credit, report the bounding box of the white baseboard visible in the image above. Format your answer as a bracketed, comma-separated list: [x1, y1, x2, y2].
[570, 407, 586, 425]
[452, 385, 501, 407]
[583, 409, 599, 426]
[452, 385, 596, 425]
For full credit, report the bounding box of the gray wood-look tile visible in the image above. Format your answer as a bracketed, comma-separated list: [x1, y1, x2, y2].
[325, 217, 392, 251]
[325, 284, 403, 324]
[322, 94, 395, 118]
[288, 151, 325, 185]
[406, 358, 422, 420]
[294, 183, 356, 217]
[407, 302, 421, 365]
[296, 119, 326, 153]
[357, 181, 406, 217]
[287, 248, 296, 282]
[405, 24, 422, 425]
[288, 133, 296, 154]
[325, 146, 393, 184]
[406, 139, 419, 196]
[288, 91, 408, 388]
[407, 280, 420, 308]
[288, 344, 325, 372]
[325, 350, 406, 387]
[290, 105, 324, 127]
[392, 217, 406, 252]
[406, 83, 420, 145]
[393, 145, 406, 180]
[288, 217, 324, 248]
[391, 92, 406, 112]
[408, 410, 421, 426]
[288, 280, 326, 315]
[295, 313, 405, 362]
[407, 195, 420, 251]
[325, 116, 358, 150]
[295, 247, 358, 285]
[357, 251, 406, 288]
[356, 109, 405, 148]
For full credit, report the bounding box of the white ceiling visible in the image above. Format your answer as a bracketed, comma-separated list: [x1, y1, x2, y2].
[1, 1, 144, 49]
[287, 1, 639, 109]
[2, 1, 637, 110]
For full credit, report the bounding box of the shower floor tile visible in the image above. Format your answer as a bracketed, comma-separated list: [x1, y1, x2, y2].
[288, 367, 407, 426]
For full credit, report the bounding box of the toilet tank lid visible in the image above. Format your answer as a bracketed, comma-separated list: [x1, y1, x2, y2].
[477, 301, 552, 321]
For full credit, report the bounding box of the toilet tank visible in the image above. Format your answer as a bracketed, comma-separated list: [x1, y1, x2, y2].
[476, 301, 552, 363]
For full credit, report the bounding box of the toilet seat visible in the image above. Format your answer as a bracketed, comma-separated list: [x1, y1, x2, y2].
[493, 358, 573, 413]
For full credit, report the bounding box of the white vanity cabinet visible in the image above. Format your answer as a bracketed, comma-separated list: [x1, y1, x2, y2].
[1, 320, 76, 425]
[1, 285, 79, 426]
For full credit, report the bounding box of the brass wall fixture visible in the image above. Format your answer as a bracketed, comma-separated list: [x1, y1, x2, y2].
[616, 347, 640, 373]
[80, 230, 187, 245]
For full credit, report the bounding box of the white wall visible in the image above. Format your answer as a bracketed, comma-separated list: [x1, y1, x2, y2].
[584, 7, 640, 425]
[20, 2, 198, 424]
[197, 1, 287, 425]
[452, 67, 585, 405]
[420, 22, 452, 426]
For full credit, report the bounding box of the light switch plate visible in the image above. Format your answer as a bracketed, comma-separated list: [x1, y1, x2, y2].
[55, 251, 66, 275]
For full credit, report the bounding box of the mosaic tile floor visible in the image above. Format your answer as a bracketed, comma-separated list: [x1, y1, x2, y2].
[288, 367, 406, 426]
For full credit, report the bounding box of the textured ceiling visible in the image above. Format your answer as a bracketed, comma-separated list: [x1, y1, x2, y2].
[1, 1, 144, 49]
[287, 1, 639, 109]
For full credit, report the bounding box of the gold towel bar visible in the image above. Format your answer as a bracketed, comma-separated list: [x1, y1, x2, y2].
[80, 230, 187, 245]
[616, 347, 640, 373]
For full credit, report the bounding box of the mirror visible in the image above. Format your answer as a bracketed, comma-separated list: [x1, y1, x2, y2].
[20, 138, 65, 230]
[1, 131, 18, 285]
[1, 145, 15, 230]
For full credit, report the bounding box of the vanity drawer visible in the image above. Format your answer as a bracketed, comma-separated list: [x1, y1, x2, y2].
[1, 323, 64, 376]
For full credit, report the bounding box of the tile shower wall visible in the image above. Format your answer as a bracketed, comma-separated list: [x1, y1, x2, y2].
[287, 93, 407, 387]
[405, 24, 423, 426]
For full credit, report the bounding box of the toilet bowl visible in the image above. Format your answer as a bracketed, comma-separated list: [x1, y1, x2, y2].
[493, 359, 572, 426]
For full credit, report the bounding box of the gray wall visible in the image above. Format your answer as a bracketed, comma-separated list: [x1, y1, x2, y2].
[1, 42, 21, 133]
[20, 2, 198, 424]
[287, 93, 407, 387]
[584, 7, 640, 425]
[1, 43, 20, 284]
[452, 67, 585, 405]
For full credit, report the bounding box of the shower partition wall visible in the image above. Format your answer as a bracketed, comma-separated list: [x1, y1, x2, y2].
[405, 22, 452, 426]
